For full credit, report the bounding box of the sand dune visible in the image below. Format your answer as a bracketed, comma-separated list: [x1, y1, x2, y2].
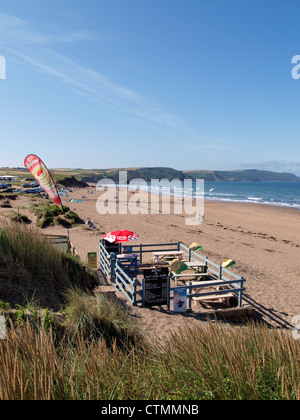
[1, 186, 299, 338]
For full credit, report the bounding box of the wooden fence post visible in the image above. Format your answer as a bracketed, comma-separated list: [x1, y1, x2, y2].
[139, 244, 143, 263]
[238, 278, 244, 307]
[141, 277, 145, 307]
[167, 275, 171, 311]
[111, 253, 116, 283]
[133, 277, 137, 306]
[187, 282, 192, 310]
[218, 265, 223, 280]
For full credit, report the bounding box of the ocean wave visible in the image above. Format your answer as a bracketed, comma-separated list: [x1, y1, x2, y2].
[206, 192, 237, 197]
[110, 182, 300, 210]
[205, 196, 300, 209]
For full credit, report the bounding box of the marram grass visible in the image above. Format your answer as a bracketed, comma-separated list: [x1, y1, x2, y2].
[0, 320, 299, 400]
[0, 221, 299, 400]
[0, 221, 95, 309]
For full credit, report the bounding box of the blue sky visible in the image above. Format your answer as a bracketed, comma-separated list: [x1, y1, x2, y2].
[0, 0, 300, 174]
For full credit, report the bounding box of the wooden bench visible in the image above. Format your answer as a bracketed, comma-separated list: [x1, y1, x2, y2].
[152, 251, 185, 264]
[171, 272, 210, 285]
[192, 292, 235, 307]
[171, 273, 210, 278]
[188, 279, 224, 287]
[186, 262, 207, 271]
[187, 280, 235, 307]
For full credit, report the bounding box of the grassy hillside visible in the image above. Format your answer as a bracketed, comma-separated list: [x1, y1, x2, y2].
[65, 167, 190, 183]
[0, 222, 95, 309]
[184, 169, 300, 182]
[1, 167, 300, 187]
[53, 167, 300, 183]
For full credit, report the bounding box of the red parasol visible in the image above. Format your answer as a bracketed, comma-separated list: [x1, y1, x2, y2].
[103, 230, 139, 243]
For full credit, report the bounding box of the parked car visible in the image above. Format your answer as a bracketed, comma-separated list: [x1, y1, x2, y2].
[0, 183, 11, 189]
[25, 188, 44, 194]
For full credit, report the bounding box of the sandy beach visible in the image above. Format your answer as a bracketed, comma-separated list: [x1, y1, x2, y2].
[1, 186, 300, 339]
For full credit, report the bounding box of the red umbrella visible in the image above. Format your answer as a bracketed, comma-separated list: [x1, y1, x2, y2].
[103, 230, 139, 243]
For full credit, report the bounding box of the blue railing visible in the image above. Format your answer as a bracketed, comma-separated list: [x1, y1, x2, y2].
[99, 240, 112, 278]
[114, 260, 138, 306]
[99, 241, 246, 309]
[175, 244, 246, 308]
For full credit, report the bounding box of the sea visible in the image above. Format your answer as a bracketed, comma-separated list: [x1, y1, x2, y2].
[126, 180, 300, 211]
[202, 181, 300, 210]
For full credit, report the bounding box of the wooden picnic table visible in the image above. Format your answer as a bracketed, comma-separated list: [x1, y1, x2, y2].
[186, 280, 235, 307]
[169, 260, 208, 285]
[116, 253, 137, 259]
[170, 271, 210, 286]
[152, 250, 185, 264]
[108, 253, 137, 260]
[186, 261, 207, 273]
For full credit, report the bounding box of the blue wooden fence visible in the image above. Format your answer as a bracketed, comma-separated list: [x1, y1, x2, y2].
[114, 260, 138, 306]
[99, 240, 112, 279]
[99, 241, 246, 310]
[175, 244, 246, 308]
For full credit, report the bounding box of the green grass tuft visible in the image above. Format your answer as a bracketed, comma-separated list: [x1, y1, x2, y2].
[0, 221, 96, 309]
[32, 204, 82, 228]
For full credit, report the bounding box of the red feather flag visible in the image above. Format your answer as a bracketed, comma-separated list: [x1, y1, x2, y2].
[24, 154, 62, 208]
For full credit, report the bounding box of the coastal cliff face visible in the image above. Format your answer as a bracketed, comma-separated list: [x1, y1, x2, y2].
[183, 169, 300, 182]
[78, 167, 190, 184]
[58, 176, 89, 188]
[1, 168, 299, 189]
[59, 168, 300, 185]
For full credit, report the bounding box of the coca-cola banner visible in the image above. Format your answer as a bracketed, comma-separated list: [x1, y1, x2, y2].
[24, 154, 62, 208]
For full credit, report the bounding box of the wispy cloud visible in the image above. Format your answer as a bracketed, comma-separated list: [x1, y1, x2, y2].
[0, 12, 97, 45]
[0, 11, 184, 130]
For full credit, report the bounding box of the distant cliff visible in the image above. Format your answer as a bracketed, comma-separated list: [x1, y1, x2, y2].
[49, 168, 300, 186]
[183, 169, 300, 182]
[75, 167, 190, 184]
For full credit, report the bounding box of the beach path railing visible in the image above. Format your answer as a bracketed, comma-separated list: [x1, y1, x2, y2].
[99, 240, 112, 279]
[114, 259, 138, 306]
[99, 241, 138, 305]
